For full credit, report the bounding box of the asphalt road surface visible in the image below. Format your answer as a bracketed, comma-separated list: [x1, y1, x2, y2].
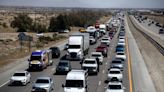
[0, 30, 130, 92]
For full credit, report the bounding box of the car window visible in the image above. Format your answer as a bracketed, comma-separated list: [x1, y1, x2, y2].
[110, 71, 120, 74]
[108, 84, 122, 89]
[13, 73, 25, 76]
[92, 54, 101, 57]
[36, 79, 49, 83]
[84, 60, 96, 64]
[65, 80, 84, 87]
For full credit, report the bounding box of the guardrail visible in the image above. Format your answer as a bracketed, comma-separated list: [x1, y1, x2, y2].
[128, 15, 164, 56]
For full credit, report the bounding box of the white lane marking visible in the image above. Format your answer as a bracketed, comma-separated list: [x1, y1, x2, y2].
[98, 81, 102, 85]
[0, 80, 10, 88]
[102, 70, 105, 74]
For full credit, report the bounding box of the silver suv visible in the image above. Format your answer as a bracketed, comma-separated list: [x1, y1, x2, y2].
[32, 77, 54, 92]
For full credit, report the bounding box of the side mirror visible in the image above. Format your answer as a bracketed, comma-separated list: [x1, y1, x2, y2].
[62, 84, 65, 88]
[80, 62, 82, 64]
[28, 59, 30, 61]
[43, 59, 45, 61]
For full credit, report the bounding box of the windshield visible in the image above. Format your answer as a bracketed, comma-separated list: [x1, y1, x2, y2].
[13, 73, 25, 76]
[65, 80, 84, 87]
[92, 54, 101, 57]
[112, 61, 122, 64]
[100, 28, 105, 30]
[58, 62, 68, 66]
[84, 60, 95, 64]
[69, 45, 80, 49]
[30, 56, 41, 61]
[102, 38, 109, 40]
[36, 79, 49, 83]
[117, 53, 124, 55]
[110, 71, 120, 74]
[108, 85, 122, 89]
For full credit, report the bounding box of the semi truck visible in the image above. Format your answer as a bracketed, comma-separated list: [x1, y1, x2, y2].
[28, 50, 53, 70]
[66, 32, 90, 60]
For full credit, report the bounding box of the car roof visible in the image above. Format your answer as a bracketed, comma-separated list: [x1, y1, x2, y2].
[14, 71, 27, 73]
[59, 60, 69, 63]
[66, 70, 87, 80]
[109, 68, 121, 71]
[85, 58, 96, 61]
[108, 82, 122, 85]
[91, 52, 102, 55]
[36, 77, 51, 80]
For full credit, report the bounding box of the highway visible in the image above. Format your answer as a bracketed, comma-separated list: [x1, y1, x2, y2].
[0, 27, 130, 92]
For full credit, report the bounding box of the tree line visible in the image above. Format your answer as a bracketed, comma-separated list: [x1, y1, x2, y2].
[11, 10, 110, 32]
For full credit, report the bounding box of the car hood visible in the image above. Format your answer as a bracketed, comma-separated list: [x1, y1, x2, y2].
[64, 87, 85, 92]
[11, 76, 26, 81]
[68, 49, 81, 53]
[33, 83, 50, 88]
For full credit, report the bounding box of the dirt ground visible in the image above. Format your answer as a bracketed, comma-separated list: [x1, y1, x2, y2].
[0, 11, 111, 69]
[143, 14, 164, 25]
[129, 16, 164, 92]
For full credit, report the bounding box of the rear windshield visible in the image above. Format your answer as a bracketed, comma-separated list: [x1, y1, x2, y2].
[13, 73, 25, 76]
[109, 71, 120, 74]
[65, 80, 84, 87]
[108, 85, 121, 89]
[84, 60, 95, 64]
[58, 62, 68, 66]
[112, 61, 121, 63]
[36, 79, 49, 83]
[92, 54, 101, 57]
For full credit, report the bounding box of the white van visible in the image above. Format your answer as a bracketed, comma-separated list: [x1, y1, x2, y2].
[62, 70, 88, 92]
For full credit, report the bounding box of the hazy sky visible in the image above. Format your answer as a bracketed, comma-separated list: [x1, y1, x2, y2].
[0, 0, 164, 8]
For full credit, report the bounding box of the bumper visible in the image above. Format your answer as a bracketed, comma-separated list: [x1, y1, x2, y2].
[66, 55, 82, 60]
[29, 64, 43, 70]
[107, 77, 122, 82]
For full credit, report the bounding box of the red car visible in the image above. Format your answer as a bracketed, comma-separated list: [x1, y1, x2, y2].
[96, 44, 108, 57]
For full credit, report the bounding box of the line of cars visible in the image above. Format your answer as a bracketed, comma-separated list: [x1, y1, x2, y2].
[8, 14, 125, 92]
[105, 18, 127, 92]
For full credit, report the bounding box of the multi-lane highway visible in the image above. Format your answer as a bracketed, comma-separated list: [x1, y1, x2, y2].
[1, 13, 163, 92]
[0, 23, 131, 92]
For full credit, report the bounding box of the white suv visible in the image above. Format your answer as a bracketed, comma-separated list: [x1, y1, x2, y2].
[10, 71, 31, 85]
[91, 52, 104, 65]
[107, 68, 123, 82]
[82, 58, 99, 74]
[105, 82, 125, 92]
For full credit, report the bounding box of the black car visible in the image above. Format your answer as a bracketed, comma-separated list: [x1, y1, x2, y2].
[49, 47, 60, 58]
[159, 28, 164, 34]
[55, 60, 71, 74]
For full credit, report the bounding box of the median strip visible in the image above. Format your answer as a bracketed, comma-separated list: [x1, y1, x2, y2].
[126, 37, 133, 92]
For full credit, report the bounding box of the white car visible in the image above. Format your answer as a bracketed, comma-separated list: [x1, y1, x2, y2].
[91, 52, 104, 64]
[107, 68, 123, 82]
[82, 58, 99, 74]
[105, 82, 125, 92]
[116, 52, 126, 60]
[89, 36, 96, 44]
[10, 71, 31, 85]
[101, 38, 110, 46]
[117, 39, 125, 46]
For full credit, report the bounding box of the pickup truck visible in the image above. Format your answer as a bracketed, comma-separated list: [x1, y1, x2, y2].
[96, 44, 108, 57]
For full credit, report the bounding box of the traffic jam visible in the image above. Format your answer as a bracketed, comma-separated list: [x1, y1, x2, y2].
[9, 13, 128, 92]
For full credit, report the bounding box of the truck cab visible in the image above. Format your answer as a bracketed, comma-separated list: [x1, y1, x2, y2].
[66, 33, 89, 60]
[62, 70, 88, 92]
